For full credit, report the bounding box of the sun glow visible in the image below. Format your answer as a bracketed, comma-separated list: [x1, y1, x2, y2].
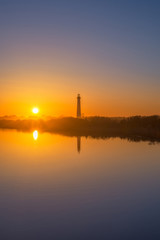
[32, 107, 39, 114]
[33, 130, 38, 140]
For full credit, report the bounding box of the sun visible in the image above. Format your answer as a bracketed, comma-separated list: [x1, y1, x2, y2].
[32, 107, 39, 114]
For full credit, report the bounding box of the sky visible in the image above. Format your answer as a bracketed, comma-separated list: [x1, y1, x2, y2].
[0, 0, 160, 117]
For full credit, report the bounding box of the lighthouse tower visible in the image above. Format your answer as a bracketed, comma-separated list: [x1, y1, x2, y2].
[77, 94, 81, 118]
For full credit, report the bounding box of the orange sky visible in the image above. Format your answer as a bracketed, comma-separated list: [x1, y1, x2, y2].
[1, 68, 160, 117]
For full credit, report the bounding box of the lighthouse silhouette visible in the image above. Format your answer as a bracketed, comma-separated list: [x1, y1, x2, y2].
[77, 94, 81, 118]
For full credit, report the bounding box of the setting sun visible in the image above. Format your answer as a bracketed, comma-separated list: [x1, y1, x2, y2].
[32, 107, 39, 114]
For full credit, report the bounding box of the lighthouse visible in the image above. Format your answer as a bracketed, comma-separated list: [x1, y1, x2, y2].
[77, 94, 81, 118]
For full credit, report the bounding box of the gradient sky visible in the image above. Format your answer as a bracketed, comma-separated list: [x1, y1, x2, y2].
[0, 0, 160, 117]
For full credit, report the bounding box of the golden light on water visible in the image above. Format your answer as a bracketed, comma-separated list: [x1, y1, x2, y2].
[33, 130, 38, 140]
[32, 107, 39, 114]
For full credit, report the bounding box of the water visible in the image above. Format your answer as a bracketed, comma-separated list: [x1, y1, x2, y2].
[0, 130, 160, 239]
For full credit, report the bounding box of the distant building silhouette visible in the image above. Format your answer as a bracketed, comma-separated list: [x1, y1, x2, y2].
[77, 94, 81, 118]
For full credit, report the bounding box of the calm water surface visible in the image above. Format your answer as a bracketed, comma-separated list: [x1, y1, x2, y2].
[0, 130, 160, 239]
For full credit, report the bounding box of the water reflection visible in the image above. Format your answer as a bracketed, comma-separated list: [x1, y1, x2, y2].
[77, 136, 81, 153]
[33, 130, 38, 141]
[32, 131, 81, 153]
[0, 130, 160, 239]
[31, 130, 158, 153]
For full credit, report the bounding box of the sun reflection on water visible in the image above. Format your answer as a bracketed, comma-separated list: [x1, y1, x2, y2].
[33, 130, 38, 141]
